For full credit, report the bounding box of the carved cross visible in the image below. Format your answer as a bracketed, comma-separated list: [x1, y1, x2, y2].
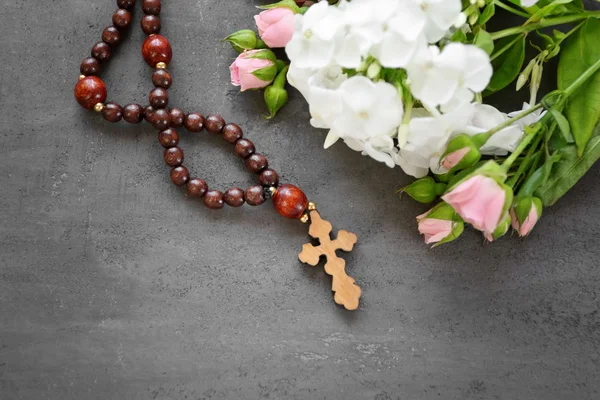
[298, 210, 361, 310]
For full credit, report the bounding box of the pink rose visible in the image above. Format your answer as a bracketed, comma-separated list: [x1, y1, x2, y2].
[441, 147, 471, 169]
[254, 8, 296, 48]
[510, 197, 543, 237]
[442, 175, 511, 236]
[229, 50, 277, 92]
[416, 203, 464, 246]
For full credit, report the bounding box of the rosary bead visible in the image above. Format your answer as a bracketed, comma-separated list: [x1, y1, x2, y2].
[149, 87, 168, 109]
[245, 186, 266, 206]
[91, 41, 111, 62]
[144, 105, 155, 122]
[184, 112, 204, 132]
[152, 69, 172, 89]
[117, 0, 136, 10]
[101, 101, 123, 123]
[170, 166, 190, 187]
[205, 114, 225, 134]
[74, 76, 107, 110]
[142, 34, 172, 67]
[204, 190, 225, 209]
[235, 139, 255, 159]
[102, 26, 121, 46]
[141, 15, 161, 35]
[273, 184, 308, 219]
[222, 123, 243, 144]
[164, 146, 184, 167]
[151, 108, 171, 130]
[259, 169, 279, 187]
[112, 8, 132, 30]
[158, 128, 179, 148]
[245, 153, 268, 174]
[187, 178, 208, 198]
[142, 0, 161, 15]
[80, 57, 100, 75]
[123, 103, 144, 124]
[224, 188, 245, 207]
[169, 108, 185, 128]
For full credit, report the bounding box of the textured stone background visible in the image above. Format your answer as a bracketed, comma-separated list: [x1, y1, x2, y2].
[1, 1, 600, 399]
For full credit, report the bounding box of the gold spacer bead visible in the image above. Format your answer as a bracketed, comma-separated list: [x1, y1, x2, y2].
[155, 62, 167, 69]
[78, 74, 86, 81]
[93, 103, 105, 113]
[268, 187, 277, 196]
[300, 213, 310, 224]
[307, 202, 317, 211]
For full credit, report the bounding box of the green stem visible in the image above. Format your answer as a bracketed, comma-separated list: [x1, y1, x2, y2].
[563, 56, 600, 98]
[506, 134, 542, 187]
[490, 11, 600, 40]
[273, 65, 289, 89]
[484, 103, 544, 138]
[502, 127, 541, 171]
[490, 34, 526, 62]
[493, 0, 530, 18]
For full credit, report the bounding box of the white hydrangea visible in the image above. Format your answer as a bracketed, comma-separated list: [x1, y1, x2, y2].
[285, 0, 533, 176]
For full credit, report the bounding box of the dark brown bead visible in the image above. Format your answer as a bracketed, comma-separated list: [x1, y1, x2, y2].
[184, 113, 204, 132]
[142, 34, 172, 67]
[245, 153, 268, 174]
[170, 166, 189, 187]
[152, 69, 172, 89]
[144, 105, 155, 122]
[164, 146, 184, 167]
[245, 186, 266, 206]
[123, 103, 144, 124]
[151, 108, 170, 130]
[74, 76, 107, 110]
[158, 128, 179, 148]
[142, 0, 161, 15]
[141, 15, 161, 35]
[91, 41, 111, 62]
[101, 102, 123, 123]
[235, 139, 255, 159]
[169, 108, 185, 128]
[224, 187, 245, 207]
[117, 0, 136, 10]
[260, 169, 279, 187]
[80, 57, 100, 75]
[149, 87, 168, 109]
[205, 114, 225, 134]
[222, 123, 243, 144]
[187, 179, 208, 198]
[273, 184, 308, 219]
[112, 9, 132, 30]
[204, 190, 225, 209]
[102, 26, 121, 46]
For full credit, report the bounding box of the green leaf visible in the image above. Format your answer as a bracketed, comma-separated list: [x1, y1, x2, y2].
[549, 108, 574, 143]
[518, 153, 561, 199]
[535, 127, 600, 206]
[478, 3, 495, 25]
[474, 30, 494, 56]
[484, 35, 526, 96]
[525, 0, 573, 24]
[558, 19, 600, 156]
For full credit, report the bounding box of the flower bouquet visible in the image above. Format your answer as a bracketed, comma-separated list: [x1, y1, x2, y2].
[225, 0, 600, 245]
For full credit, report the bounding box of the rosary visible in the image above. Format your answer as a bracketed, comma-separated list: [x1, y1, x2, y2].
[74, 0, 362, 310]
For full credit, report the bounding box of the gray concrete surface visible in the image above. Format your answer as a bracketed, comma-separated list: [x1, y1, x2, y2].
[1, 1, 600, 399]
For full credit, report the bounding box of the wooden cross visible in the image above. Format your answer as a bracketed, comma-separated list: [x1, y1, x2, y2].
[298, 210, 361, 310]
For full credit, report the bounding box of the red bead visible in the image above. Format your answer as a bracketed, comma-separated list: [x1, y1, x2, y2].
[142, 34, 172, 67]
[158, 128, 179, 148]
[204, 190, 224, 209]
[260, 169, 279, 187]
[74, 76, 107, 110]
[80, 57, 100, 75]
[273, 184, 308, 219]
[170, 166, 189, 186]
[224, 187, 245, 207]
[245, 186, 265, 206]
[187, 179, 208, 198]
[164, 147, 184, 167]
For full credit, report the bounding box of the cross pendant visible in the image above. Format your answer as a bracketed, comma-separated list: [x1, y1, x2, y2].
[298, 209, 361, 310]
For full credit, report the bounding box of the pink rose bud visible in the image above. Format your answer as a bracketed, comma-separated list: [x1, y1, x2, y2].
[416, 202, 464, 246]
[510, 197, 543, 237]
[229, 49, 278, 92]
[439, 134, 481, 173]
[442, 173, 513, 238]
[254, 7, 296, 48]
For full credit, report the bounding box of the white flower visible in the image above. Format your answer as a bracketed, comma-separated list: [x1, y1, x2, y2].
[332, 76, 404, 139]
[286, 1, 342, 69]
[411, 0, 463, 43]
[520, 0, 539, 7]
[406, 43, 492, 107]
